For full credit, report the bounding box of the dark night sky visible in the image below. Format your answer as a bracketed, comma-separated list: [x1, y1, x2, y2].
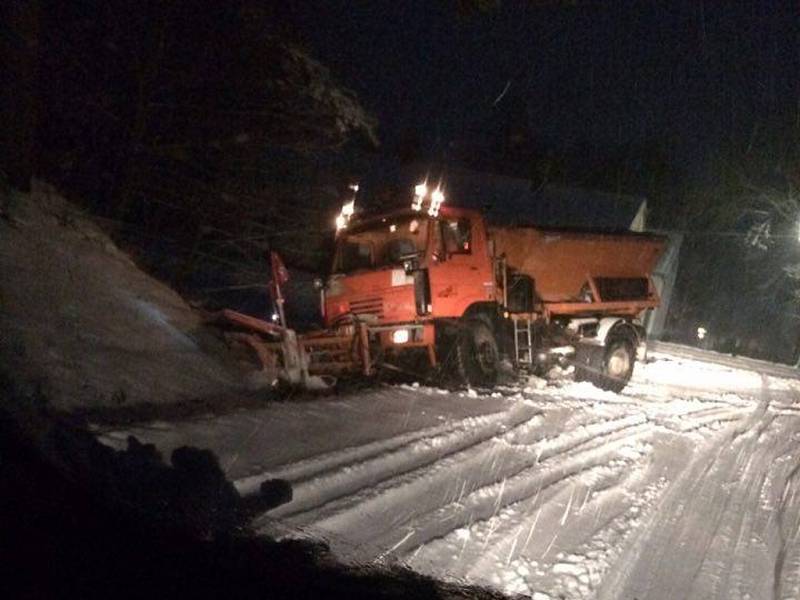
[283, 1, 799, 179]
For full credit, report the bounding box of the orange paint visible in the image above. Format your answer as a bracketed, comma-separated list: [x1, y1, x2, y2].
[325, 205, 665, 366]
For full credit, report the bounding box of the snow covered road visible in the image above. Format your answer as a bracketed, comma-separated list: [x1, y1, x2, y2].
[102, 351, 800, 599]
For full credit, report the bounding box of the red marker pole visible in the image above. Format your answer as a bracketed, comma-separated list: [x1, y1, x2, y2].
[270, 251, 289, 328]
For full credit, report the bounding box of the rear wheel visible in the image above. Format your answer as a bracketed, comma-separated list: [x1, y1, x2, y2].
[575, 335, 635, 393]
[456, 319, 499, 388]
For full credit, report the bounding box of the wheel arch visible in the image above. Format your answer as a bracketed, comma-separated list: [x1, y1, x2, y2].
[461, 301, 501, 329]
[596, 317, 640, 346]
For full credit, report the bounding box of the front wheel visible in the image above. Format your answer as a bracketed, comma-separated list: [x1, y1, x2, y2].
[455, 319, 499, 388]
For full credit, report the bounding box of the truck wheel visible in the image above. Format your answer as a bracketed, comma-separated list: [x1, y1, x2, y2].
[456, 319, 499, 388]
[575, 336, 635, 393]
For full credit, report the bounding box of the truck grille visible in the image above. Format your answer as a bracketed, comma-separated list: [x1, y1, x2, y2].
[349, 296, 384, 321]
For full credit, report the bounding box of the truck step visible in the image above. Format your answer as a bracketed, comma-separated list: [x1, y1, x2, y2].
[513, 317, 533, 365]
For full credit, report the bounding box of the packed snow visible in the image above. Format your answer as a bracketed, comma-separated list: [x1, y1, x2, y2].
[101, 350, 800, 599]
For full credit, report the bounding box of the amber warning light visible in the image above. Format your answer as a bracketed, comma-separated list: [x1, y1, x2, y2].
[411, 182, 445, 217]
[335, 183, 359, 232]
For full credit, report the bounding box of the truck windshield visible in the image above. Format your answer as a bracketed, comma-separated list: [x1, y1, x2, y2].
[335, 216, 429, 273]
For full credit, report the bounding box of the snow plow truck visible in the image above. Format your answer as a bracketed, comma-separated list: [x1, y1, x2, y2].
[211, 183, 666, 393]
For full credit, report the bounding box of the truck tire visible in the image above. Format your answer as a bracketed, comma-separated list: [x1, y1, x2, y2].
[575, 335, 635, 393]
[456, 319, 499, 388]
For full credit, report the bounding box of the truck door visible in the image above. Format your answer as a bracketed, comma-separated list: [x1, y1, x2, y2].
[427, 216, 495, 317]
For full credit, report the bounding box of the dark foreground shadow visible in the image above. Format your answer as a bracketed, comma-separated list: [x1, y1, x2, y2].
[0, 382, 511, 600]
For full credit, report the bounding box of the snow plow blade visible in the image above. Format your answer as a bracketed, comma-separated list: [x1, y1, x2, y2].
[206, 309, 370, 388]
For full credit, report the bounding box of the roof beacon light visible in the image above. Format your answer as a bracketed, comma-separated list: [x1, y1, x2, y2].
[335, 186, 358, 233]
[412, 182, 427, 211]
[428, 188, 445, 217]
[341, 199, 355, 218]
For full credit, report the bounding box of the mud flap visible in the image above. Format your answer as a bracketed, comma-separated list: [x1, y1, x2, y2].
[636, 339, 648, 362]
[281, 329, 307, 385]
[574, 343, 605, 375]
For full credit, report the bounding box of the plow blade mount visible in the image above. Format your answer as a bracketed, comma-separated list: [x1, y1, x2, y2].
[206, 309, 371, 387]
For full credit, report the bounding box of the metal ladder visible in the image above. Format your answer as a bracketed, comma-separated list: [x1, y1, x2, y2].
[513, 316, 533, 365]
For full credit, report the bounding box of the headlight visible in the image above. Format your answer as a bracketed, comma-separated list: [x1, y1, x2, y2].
[392, 329, 410, 344]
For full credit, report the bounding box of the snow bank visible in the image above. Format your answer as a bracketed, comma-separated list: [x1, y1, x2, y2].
[0, 182, 241, 410]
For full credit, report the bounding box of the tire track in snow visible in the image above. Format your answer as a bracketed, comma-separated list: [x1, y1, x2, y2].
[594, 391, 792, 600]
[464, 455, 653, 598]
[381, 421, 652, 561]
[261, 402, 542, 520]
[235, 405, 516, 497]
[293, 412, 649, 559]
[420, 404, 748, 598]
[410, 445, 644, 582]
[530, 478, 669, 600]
[774, 452, 800, 600]
[649, 405, 749, 434]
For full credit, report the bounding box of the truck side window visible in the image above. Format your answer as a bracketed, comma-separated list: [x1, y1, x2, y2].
[443, 218, 471, 254]
[339, 241, 372, 272]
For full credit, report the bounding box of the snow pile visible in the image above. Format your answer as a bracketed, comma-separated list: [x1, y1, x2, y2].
[0, 182, 240, 410]
[640, 352, 765, 391]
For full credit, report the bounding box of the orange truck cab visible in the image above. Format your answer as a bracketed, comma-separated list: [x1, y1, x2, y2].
[321, 197, 665, 392]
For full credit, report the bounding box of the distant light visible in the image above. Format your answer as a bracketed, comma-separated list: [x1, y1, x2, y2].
[335, 214, 347, 231]
[392, 329, 410, 344]
[697, 326, 707, 340]
[271, 313, 280, 322]
[349, 183, 359, 192]
[389, 224, 397, 232]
